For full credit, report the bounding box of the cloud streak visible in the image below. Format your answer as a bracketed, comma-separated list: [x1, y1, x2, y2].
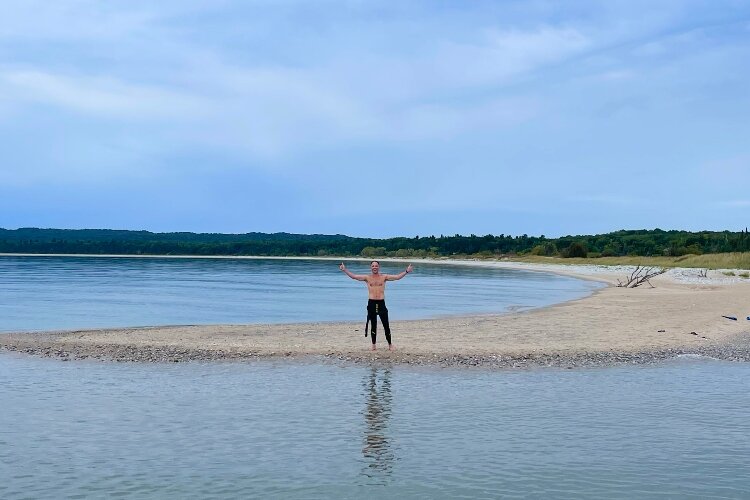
[1, 22, 578, 162]
[0, 70, 206, 119]
[1, 0, 597, 165]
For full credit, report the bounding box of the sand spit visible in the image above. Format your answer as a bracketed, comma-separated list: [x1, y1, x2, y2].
[2, 262, 749, 369]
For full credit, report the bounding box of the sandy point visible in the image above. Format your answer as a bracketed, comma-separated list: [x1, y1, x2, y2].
[2, 261, 749, 368]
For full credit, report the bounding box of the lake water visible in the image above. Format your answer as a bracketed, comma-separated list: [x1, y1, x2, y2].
[3, 255, 748, 498]
[0, 255, 601, 332]
[1, 354, 749, 499]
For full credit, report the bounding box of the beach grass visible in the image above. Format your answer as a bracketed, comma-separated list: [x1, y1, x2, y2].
[509, 252, 750, 270]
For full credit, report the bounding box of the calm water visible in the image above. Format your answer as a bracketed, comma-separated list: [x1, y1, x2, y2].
[2, 256, 749, 498]
[0, 256, 601, 332]
[1, 354, 749, 498]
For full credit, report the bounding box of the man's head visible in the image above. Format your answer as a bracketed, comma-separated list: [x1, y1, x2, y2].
[370, 261, 380, 274]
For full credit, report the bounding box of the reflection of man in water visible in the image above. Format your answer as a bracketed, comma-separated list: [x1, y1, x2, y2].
[362, 368, 394, 479]
[340, 261, 413, 350]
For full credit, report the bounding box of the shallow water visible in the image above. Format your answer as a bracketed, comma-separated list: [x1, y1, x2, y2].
[1, 354, 749, 499]
[0, 256, 600, 332]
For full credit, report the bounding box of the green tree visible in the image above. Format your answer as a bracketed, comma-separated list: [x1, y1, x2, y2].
[562, 242, 588, 258]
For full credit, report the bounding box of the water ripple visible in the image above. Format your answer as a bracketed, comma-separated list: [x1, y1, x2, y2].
[0, 256, 599, 332]
[2, 354, 750, 498]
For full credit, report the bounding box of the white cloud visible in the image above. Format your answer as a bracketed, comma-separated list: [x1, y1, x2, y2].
[1, 0, 592, 161]
[319, 26, 589, 106]
[1, 24, 559, 161]
[213, 26, 581, 150]
[0, 70, 207, 119]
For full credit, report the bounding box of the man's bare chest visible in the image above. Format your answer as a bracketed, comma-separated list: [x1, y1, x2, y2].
[367, 277, 386, 289]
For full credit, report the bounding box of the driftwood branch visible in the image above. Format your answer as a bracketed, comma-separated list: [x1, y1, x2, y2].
[616, 265, 666, 288]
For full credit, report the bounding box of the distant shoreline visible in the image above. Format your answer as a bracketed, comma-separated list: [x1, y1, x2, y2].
[2, 260, 749, 368]
[3, 227, 749, 261]
[2, 252, 747, 284]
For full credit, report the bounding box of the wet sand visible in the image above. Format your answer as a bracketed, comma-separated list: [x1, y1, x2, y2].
[2, 261, 749, 368]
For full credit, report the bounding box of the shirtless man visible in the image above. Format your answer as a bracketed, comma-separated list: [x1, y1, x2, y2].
[340, 261, 414, 351]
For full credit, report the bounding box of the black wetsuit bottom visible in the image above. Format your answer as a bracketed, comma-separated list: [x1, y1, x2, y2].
[366, 299, 391, 345]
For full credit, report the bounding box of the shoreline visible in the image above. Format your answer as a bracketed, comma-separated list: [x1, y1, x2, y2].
[3, 332, 750, 370]
[2, 259, 749, 369]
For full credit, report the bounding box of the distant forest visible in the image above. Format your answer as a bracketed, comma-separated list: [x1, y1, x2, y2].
[1, 227, 749, 258]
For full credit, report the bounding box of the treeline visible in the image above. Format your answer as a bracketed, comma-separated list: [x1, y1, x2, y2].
[1, 227, 749, 258]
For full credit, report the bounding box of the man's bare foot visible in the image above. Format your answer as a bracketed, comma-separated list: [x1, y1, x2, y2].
[388, 344, 395, 351]
[371, 344, 376, 351]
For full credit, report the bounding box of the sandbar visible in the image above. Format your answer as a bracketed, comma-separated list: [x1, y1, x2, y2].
[2, 260, 749, 368]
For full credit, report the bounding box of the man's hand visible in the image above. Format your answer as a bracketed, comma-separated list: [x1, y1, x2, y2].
[406, 264, 413, 274]
[340, 262, 346, 271]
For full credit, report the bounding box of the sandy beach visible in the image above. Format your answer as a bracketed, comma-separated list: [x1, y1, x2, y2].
[2, 259, 749, 368]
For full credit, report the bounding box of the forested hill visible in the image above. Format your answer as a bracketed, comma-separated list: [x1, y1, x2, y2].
[1, 227, 749, 258]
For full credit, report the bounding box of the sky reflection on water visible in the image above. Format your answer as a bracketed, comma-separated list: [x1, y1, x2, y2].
[1, 354, 750, 498]
[0, 256, 600, 332]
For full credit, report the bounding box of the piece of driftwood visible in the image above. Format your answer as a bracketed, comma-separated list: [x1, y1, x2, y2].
[616, 265, 666, 288]
[698, 268, 708, 278]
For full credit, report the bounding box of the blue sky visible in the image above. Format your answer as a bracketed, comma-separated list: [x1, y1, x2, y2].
[1, 1, 749, 238]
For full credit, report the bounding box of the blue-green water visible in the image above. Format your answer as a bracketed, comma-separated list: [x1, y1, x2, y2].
[0, 256, 601, 332]
[1, 354, 749, 498]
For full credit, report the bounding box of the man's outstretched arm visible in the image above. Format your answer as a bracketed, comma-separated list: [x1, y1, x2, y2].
[340, 262, 367, 281]
[386, 264, 414, 281]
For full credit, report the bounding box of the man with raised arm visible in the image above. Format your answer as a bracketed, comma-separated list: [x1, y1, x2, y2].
[339, 260, 414, 351]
